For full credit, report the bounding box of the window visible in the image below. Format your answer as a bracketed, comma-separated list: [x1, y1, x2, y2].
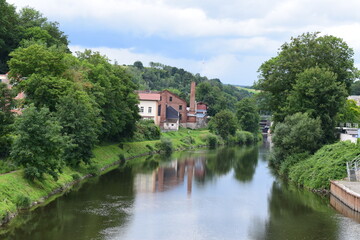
[170, 96, 173, 101]
[160, 96, 162, 101]
[171, 124, 174, 127]
[148, 107, 152, 113]
[179, 105, 182, 110]
[158, 105, 161, 116]
[140, 106, 144, 113]
[179, 114, 182, 120]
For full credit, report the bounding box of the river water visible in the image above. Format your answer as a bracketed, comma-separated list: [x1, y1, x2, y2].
[1, 143, 360, 239]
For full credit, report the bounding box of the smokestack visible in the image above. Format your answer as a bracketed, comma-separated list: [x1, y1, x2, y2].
[190, 81, 196, 113]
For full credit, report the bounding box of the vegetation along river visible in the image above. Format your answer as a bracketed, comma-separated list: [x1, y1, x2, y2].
[1, 143, 360, 240]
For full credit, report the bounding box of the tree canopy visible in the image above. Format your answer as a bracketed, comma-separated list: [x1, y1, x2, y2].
[256, 32, 357, 126]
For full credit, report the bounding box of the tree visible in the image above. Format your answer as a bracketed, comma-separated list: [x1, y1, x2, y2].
[56, 92, 100, 166]
[257, 32, 357, 124]
[236, 97, 260, 134]
[208, 110, 237, 139]
[0, 83, 15, 158]
[0, 0, 20, 73]
[11, 105, 66, 180]
[351, 81, 360, 95]
[133, 61, 144, 70]
[8, 43, 67, 79]
[336, 99, 360, 124]
[287, 67, 347, 142]
[271, 112, 323, 167]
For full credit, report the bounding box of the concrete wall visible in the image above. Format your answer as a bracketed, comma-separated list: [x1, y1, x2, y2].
[340, 133, 357, 143]
[138, 100, 159, 125]
[331, 181, 360, 212]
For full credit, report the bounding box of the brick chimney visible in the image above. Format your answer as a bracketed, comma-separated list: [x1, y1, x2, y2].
[189, 81, 196, 114]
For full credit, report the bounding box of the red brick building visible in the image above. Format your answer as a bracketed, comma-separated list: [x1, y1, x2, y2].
[136, 82, 208, 130]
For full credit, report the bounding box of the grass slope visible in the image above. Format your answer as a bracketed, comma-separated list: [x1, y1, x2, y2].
[289, 141, 360, 190]
[0, 128, 209, 225]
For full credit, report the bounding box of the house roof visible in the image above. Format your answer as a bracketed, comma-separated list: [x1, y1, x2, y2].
[166, 106, 179, 119]
[138, 93, 161, 101]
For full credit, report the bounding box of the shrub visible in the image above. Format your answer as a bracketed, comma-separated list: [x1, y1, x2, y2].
[146, 144, 154, 152]
[15, 195, 31, 209]
[133, 119, 161, 141]
[155, 137, 173, 155]
[87, 165, 100, 176]
[71, 173, 81, 181]
[180, 136, 195, 145]
[206, 133, 218, 149]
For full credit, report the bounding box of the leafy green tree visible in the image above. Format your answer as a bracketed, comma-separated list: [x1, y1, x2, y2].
[257, 32, 357, 124]
[271, 112, 323, 168]
[209, 110, 237, 139]
[8, 43, 67, 79]
[0, 0, 20, 73]
[0, 83, 15, 158]
[19, 74, 74, 111]
[56, 92, 100, 166]
[287, 67, 347, 142]
[336, 99, 360, 124]
[11, 105, 66, 181]
[351, 81, 360, 95]
[236, 97, 260, 133]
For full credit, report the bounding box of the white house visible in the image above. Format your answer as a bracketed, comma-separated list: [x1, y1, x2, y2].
[137, 92, 160, 125]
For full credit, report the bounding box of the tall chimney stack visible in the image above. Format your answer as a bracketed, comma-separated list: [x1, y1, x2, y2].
[189, 82, 196, 114]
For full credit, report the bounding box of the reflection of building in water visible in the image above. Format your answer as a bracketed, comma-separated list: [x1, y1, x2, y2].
[134, 156, 206, 194]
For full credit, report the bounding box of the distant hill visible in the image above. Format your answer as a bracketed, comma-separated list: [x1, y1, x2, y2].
[234, 86, 260, 94]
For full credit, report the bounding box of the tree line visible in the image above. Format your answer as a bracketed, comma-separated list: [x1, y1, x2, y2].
[255, 32, 360, 174]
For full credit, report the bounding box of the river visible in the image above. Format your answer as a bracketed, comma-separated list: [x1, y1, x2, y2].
[1, 143, 360, 239]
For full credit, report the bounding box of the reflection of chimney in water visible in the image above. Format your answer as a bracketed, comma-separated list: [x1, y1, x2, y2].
[187, 159, 195, 195]
[158, 167, 164, 192]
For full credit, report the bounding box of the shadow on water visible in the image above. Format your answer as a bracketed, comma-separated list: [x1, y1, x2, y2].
[250, 180, 339, 240]
[0, 168, 136, 240]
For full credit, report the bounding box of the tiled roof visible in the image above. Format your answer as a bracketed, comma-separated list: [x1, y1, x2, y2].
[138, 93, 161, 101]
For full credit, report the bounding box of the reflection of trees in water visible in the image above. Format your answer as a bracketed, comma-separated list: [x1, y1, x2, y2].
[206, 147, 236, 175]
[233, 147, 258, 182]
[1, 168, 136, 240]
[251, 181, 338, 240]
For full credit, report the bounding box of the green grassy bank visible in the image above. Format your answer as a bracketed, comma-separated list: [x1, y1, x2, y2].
[286, 141, 360, 191]
[0, 128, 209, 226]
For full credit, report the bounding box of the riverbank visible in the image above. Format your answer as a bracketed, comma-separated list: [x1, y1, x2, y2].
[0, 128, 210, 227]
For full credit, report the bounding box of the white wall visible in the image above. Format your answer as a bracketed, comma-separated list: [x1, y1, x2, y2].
[340, 133, 357, 144]
[138, 100, 159, 125]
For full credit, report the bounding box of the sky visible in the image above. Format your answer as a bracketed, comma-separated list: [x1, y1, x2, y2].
[7, 0, 360, 86]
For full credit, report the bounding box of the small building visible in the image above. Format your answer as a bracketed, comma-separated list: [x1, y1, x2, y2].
[137, 91, 161, 125]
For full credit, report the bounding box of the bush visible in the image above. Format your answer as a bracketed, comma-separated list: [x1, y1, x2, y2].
[180, 135, 196, 145]
[146, 144, 154, 152]
[15, 195, 31, 209]
[0, 160, 17, 174]
[155, 137, 173, 155]
[289, 141, 360, 190]
[132, 119, 161, 141]
[234, 130, 255, 145]
[71, 173, 81, 181]
[278, 152, 310, 177]
[206, 133, 218, 149]
[87, 165, 100, 176]
[271, 112, 323, 168]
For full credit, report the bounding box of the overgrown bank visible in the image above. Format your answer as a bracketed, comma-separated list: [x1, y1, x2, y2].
[0, 129, 211, 226]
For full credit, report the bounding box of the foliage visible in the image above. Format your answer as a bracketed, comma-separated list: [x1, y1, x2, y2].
[235, 130, 255, 145]
[11, 105, 66, 181]
[351, 80, 360, 95]
[0, 83, 15, 158]
[270, 112, 323, 168]
[8, 43, 67, 79]
[208, 110, 237, 139]
[236, 97, 260, 133]
[289, 141, 360, 190]
[206, 133, 219, 149]
[155, 137, 173, 155]
[180, 135, 196, 145]
[286, 67, 347, 142]
[15, 194, 31, 209]
[125, 62, 252, 115]
[56, 92, 100, 166]
[257, 32, 357, 126]
[132, 119, 161, 141]
[336, 99, 360, 124]
[0, 0, 20, 73]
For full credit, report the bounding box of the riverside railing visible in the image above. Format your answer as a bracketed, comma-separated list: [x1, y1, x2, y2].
[347, 156, 360, 181]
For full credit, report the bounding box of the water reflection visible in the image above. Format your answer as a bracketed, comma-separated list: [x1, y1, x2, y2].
[2, 145, 360, 240]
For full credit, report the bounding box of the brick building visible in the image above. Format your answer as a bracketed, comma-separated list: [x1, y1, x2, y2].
[136, 82, 208, 131]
